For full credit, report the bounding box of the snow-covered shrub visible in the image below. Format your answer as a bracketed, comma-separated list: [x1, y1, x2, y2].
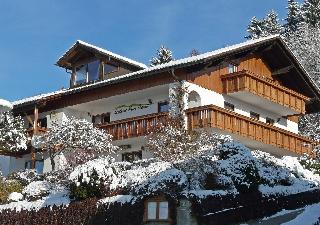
[0, 112, 27, 152]
[23, 181, 51, 201]
[70, 169, 104, 201]
[35, 117, 119, 170]
[216, 142, 261, 193]
[150, 45, 173, 66]
[8, 169, 43, 186]
[0, 179, 24, 203]
[7, 192, 23, 202]
[299, 150, 320, 175]
[253, 151, 293, 186]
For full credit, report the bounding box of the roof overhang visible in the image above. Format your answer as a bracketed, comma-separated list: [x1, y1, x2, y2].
[13, 35, 320, 114]
[56, 40, 147, 71]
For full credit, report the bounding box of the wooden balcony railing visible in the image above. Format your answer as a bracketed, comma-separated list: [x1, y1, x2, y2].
[221, 70, 310, 114]
[186, 105, 315, 155]
[97, 112, 169, 140]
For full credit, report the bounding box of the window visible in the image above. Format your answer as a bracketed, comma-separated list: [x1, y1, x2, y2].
[266, 117, 275, 125]
[92, 113, 110, 125]
[250, 111, 260, 120]
[228, 63, 238, 73]
[158, 101, 169, 113]
[103, 63, 118, 75]
[122, 151, 142, 163]
[75, 60, 100, 85]
[38, 117, 47, 128]
[25, 160, 44, 174]
[145, 200, 169, 221]
[224, 101, 235, 111]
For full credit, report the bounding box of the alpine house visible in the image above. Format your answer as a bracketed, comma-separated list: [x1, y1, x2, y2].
[2, 35, 320, 175]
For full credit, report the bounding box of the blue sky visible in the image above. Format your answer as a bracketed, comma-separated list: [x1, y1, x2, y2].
[0, 0, 289, 101]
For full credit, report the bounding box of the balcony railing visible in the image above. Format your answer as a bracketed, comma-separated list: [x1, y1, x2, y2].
[97, 112, 169, 140]
[221, 70, 310, 114]
[186, 105, 315, 155]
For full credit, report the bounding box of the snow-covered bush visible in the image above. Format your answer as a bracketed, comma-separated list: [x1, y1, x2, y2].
[216, 142, 261, 193]
[253, 151, 293, 186]
[8, 169, 43, 186]
[22, 181, 51, 201]
[7, 192, 23, 202]
[35, 117, 119, 170]
[0, 179, 24, 204]
[0, 112, 27, 152]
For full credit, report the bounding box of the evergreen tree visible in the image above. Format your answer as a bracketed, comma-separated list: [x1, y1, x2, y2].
[189, 49, 200, 57]
[285, 0, 303, 33]
[150, 45, 173, 66]
[302, 0, 320, 27]
[264, 10, 283, 35]
[246, 11, 282, 39]
[246, 16, 265, 39]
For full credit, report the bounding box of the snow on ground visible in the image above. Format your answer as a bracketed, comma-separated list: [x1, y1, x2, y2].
[282, 203, 320, 225]
[0, 184, 70, 212]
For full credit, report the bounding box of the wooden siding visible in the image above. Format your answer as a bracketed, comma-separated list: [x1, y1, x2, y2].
[186, 105, 315, 155]
[97, 112, 168, 140]
[221, 70, 310, 114]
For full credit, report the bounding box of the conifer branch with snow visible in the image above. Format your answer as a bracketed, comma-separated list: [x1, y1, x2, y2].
[150, 45, 174, 66]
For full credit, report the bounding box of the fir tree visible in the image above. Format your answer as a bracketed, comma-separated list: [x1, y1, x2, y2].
[150, 45, 173, 66]
[302, 0, 320, 27]
[264, 10, 282, 35]
[246, 16, 265, 39]
[189, 49, 200, 57]
[285, 0, 303, 33]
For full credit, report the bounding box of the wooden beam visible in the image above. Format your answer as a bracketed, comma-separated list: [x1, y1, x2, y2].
[31, 105, 39, 169]
[272, 65, 294, 76]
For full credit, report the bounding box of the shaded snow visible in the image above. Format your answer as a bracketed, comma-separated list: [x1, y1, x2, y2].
[282, 203, 320, 225]
[97, 195, 136, 205]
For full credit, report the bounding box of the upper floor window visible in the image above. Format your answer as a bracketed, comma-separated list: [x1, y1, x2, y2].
[228, 63, 238, 73]
[92, 113, 110, 125]
[103, 63, 118, 76]
[158, 101, 169, 113]
[224, 101, 235, 111]
[250, 111, 260, 120]
[266, 117, 275, 125]
[75, 60, 100, 85]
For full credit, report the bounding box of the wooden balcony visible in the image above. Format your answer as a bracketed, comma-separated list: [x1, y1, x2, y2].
[186, 105, 315, 155]
[97, 112, 169, 140]
[221, 70, 310, 114]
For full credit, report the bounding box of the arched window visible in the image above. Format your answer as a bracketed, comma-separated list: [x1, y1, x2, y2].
[188, 91, 201, 108]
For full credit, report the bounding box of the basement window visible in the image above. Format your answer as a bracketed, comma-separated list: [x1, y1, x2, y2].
[25, 160, 44, 174]
[145, 199, 169, 221]
[250, 111, 260, 120]
[228, 63, 238, 73]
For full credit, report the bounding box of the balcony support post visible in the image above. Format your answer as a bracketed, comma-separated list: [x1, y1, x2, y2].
[31, 105, 39, 170]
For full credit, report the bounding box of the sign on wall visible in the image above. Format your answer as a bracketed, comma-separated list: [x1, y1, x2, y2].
[114, 102, 152, 114]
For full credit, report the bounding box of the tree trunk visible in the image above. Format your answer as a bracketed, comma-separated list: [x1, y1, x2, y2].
[49, 149, 56, 171]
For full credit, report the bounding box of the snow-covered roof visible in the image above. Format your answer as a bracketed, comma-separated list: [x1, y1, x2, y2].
[57, 40, 147, 70]
[0, 99, 13, 112]
[13, 35, 320, 108]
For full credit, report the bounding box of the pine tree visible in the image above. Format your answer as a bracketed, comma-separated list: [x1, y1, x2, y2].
[285, 0, 303, 33]
[189, 49, 200, 57]
[246, 16, 265, 39]
[302, 0, 320, 27]
[0, 112, 27, 152]
[150, 45, 173, 66]
[264, 10, 283, 35]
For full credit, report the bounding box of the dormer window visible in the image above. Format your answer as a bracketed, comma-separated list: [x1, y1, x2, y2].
[228, 63, 238, 73]
[103, 63, 118, 76]
[75, 60, 100, 85]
